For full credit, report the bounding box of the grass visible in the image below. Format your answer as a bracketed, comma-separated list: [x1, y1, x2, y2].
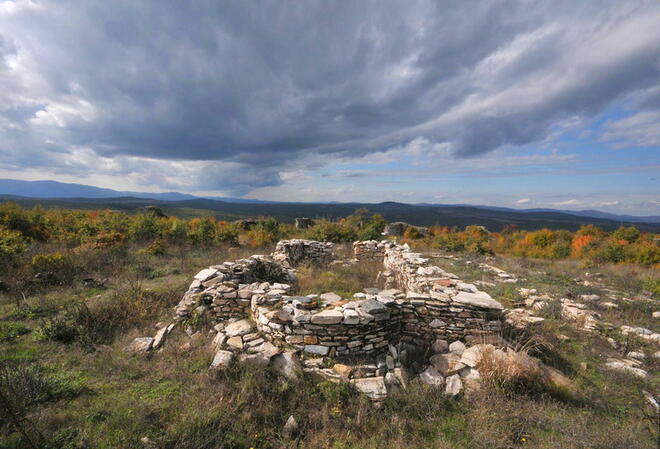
[0, 241, 659, 448]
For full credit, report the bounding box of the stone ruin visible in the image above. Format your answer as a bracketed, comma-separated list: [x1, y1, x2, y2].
[130, 238, 523, 401]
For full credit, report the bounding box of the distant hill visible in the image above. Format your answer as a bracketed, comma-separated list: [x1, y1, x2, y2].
[467, 205, 660, 224]
[0, 178, 274, 204]
[2, 194, 659, 232]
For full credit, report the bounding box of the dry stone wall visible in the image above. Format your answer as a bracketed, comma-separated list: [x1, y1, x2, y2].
[272, 239, 333, 268]
[165, 239, 503, 360]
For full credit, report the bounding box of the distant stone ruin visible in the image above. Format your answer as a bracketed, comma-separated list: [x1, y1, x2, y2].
[294, 217, 315, 229]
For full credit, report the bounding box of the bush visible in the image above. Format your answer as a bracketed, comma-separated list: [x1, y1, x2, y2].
[0, 322, 30, 342]
[37, 302, 91, 344]
[0, 362, 83, 428]
[0, 227, 26, 261]
[30, 252, 73, 273]
[128, 213, 162, 241]
[216, 222, 240, 245]
[137, 238, 167, 256]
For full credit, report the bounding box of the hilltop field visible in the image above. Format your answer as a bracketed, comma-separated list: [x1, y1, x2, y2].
[1, 203, 659, 449]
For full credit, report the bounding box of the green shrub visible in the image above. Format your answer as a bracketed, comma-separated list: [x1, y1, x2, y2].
[0, 322, 30, 342]
[37, 302, 96, 344]
[0, 363, 84, 427]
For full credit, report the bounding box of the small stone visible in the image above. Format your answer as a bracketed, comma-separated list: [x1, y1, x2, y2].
[332, 363, 353, 378]
[459, 366, 481, 380]
[212, 331, 227, 348]
[445, 374, 463, 396]
[460, 344, 492, 368]
[227, 336, 243, 350]
[282, 415, 298, 439]
[320, 292, 342, 304]
[304, 344, 329, 356]
[343, 309, 360, 325]
[419, 366, 444, 386]
[432, 339, 449, 354]
[429, 318, 446, 328]
[209, 350, 234, 370]
[605, 358, 648, 378]
[152, 326, 169, 350]
[626, 351, 646, 361]
[449, 341, 466, 355]
[430, 353, 466, 376]
[386, 355, 395, 370]
[653, 311, 660, 319]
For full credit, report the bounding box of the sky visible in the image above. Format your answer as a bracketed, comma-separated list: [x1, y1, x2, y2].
[0, 0, 659, 215]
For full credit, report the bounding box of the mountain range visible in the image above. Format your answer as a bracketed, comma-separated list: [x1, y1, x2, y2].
[0, 178, 658, 231]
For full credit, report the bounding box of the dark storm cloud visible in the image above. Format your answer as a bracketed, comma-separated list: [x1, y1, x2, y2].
[0, 0, 659, 193]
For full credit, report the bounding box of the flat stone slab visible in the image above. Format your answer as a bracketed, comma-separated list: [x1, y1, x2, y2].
[358, 298, 388, 314]
[310, 309, 344, 324]
[303, 344, 329, 356]
[194, 268, 219, 282]
[224, 319, 255, 337]
[452, 291, 503, 310]
[320, 292, 343, 304]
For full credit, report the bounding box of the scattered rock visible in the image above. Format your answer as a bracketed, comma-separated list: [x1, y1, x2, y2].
[605, 358, 648, 378]
[430, 353, 466, 376]
[282, 415, 299, 439]
[460, 344, 491, 368]
[351, 377, 388, 401]
[445, 374, 463, 396]
[332, 363, 353, 378]
[319, 292, 342, 304]
[271, 351, 302, 381]
[432, 339, 449, 354]
[419, 366, 444, 386]
[448, 341, 466, 355]
[209, 350, 234, 370]
[126, 337, 153, 353]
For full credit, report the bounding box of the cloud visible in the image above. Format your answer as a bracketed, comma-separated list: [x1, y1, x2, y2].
[516, 198, 531, 204]
[553, 199, 584, 207]
[0, 1, 659, 194]
[602, 110, 660, 148]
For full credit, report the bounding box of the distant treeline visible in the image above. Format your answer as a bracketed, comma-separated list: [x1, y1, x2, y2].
[0, 202, 658, 267]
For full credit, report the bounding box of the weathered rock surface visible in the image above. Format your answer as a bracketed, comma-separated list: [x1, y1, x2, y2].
[209, 350, 234, 370]
[351, 377, 388, 401]
[126, 337, 153, 353]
